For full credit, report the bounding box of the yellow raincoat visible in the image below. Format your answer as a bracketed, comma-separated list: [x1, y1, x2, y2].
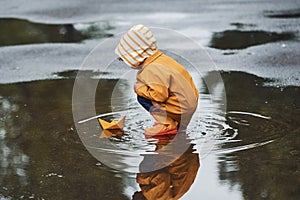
[135, 50, 198, 115]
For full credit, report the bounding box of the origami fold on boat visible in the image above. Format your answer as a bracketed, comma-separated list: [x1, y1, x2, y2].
[98, 116, 126, 130]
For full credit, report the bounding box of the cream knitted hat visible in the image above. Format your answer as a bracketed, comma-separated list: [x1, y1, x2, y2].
[115, 24, 158, 68]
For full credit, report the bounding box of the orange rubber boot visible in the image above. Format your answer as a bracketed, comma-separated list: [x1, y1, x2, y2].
[144, 123, 178, 136]
[144, 112, 178, 136]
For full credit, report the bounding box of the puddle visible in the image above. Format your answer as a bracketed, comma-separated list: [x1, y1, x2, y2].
[0, 18, 113, 46]
[0, 71, 299, 199]
[230, 22, 256, 29]
[216, 71, 300, 200]
[209, 30, 295, 50]
[265, 8, 300, 18]
[53, 70, 109, 79]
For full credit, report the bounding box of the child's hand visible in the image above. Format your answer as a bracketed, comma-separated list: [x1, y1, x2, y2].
[133, 81, 147, 93]
[134, 82, 140, 90]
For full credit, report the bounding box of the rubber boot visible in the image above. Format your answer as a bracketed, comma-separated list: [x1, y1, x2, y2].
[144, 111, 178, 136]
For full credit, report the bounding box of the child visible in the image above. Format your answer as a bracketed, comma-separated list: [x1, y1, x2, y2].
[115, 24, 198, 135]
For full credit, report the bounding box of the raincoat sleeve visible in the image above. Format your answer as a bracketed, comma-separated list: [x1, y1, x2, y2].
[135, 65, 169, 103]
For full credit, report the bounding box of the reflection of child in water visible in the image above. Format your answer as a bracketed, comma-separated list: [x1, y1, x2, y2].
[115, 25, 198, 135]
[132, 133, 200, 200]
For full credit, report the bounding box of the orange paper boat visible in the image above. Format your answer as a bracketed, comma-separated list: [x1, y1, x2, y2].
[99, 129, 124, 138]
[98, 116, 126, 130]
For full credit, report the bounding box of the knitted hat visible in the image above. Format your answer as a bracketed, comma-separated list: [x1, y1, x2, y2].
[115, 24, 158, 68]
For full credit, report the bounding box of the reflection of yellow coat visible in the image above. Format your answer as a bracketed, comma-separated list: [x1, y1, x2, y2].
[136, 145, 200, 200]
[135, 50, 198, 115]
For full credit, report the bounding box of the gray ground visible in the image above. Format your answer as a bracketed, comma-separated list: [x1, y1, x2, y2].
[0, 0, 299, 85]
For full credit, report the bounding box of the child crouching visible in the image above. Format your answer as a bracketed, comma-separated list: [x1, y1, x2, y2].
[115, 24, 198, 135]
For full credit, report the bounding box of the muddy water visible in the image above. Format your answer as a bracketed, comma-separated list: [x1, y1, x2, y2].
[0, 78, 128, 199]
[216, 72, 300, 200]
[0, 71, 299, 199]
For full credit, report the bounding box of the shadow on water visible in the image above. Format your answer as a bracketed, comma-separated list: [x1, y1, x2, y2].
[209, 30, 295, 50]
[0, 70, 299, 199]
[0, 18, 114, 46]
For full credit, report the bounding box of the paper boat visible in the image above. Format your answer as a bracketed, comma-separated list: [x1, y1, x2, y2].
[99, 129, 124, 138]
[98, 116, 126, 130]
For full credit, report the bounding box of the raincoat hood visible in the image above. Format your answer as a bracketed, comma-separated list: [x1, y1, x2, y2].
[115, 24, 158, 68]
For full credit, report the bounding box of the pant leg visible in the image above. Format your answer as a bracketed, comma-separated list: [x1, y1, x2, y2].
[137, 96, 153, 112]
[137, 96, 176, 127]
[137, 95, 196, 128]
